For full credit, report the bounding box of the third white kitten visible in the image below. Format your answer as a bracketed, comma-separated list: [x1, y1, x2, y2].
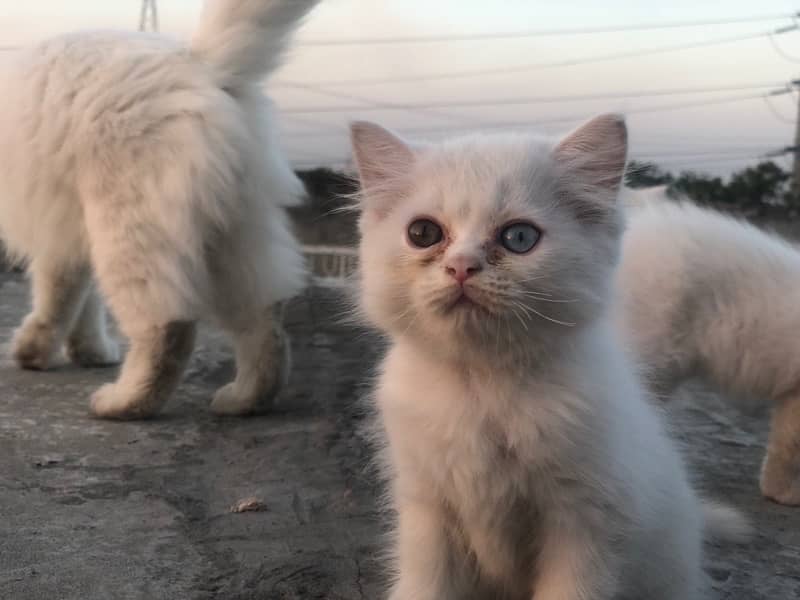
[351, 115, 747, 600]
[617, 192, 800, 505]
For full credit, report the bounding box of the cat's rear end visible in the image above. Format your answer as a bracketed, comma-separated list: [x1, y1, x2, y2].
[0, 0, 319, 419]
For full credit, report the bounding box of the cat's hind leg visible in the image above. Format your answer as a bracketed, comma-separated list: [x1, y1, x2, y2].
[89, 321, 196, 420]
[206, 195, 305, 417]
[210, 304, 289, 416]
[66, 285, 120, 367]
[12, 259, 92, 370]
[760, 389, 800, 505]
[77, 155, 212, 420]
[80, 208, 201, 420]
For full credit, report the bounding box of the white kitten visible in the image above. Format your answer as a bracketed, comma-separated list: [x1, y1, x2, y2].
[0, 0, 319, 419]
[617, 193, 800, 505]
[351, 115, 747, 600]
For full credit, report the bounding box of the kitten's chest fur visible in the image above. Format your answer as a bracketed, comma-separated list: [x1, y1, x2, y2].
[443, 415, 543, 587]
[381, 348, 561, 586]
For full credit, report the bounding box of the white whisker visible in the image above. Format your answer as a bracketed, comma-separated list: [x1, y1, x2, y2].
[517, 292, 578, 304]
[509, 303, 530, 332]
[526, 304, 575, 327]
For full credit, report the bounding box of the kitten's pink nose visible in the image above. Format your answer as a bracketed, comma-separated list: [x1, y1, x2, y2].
[445, 255, 482, 284]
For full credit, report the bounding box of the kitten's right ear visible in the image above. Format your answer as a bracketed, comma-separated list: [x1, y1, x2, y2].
[350, 121, 415, 219]
[554, 113, 628, 195]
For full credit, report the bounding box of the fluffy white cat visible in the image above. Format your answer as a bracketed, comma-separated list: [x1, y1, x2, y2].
[617, 192, 800, 505]
[0, 0, 319, 419]
[350, 115, 748, 600]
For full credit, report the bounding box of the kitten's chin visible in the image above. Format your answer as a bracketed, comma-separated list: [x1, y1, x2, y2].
[437, 286, 494, 317]
[445, 293, 490, 315]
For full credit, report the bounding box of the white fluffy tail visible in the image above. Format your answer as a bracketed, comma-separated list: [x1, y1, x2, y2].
[190, 0, 320, 89]
[702, 501, 751, 544]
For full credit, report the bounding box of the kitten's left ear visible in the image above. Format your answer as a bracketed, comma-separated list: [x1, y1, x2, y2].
[554, 113, 628, 194]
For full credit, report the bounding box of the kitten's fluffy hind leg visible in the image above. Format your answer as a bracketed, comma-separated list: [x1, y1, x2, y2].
[12, 260, 91, 370]
[66, 286, 120, 367]
[760, 391, 800, 505]
[90, 321, 196, 420]
[210, 305, 289, 416]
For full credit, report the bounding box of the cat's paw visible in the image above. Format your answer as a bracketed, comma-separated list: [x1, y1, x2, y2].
[210, 328, 289, 417]
[12, 318, 58, 370]
[67, 335, 121, 368]
[89, 383, 158, 420]
[210, 382, 275, 416]
[760, 455, 800, 506]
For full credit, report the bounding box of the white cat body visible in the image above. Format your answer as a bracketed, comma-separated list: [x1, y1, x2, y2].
[0, 0, 319, 418]
[351, 117, 747, 599]
[617, 193, 800, 504]
[378, 326, 702, 599]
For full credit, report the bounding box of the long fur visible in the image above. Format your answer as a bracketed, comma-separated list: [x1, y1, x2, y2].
[191, 0, 318, 89]
[0, 0, 318, 418]
[351, 117, 748, 600]
[616, 192, 800, 504]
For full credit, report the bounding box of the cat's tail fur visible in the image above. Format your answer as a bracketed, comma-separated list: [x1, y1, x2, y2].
[701, 501, 751, 543]
[190, 0, 320, 89]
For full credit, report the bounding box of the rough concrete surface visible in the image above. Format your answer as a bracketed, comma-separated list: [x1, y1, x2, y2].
[0, 270, 798, 599]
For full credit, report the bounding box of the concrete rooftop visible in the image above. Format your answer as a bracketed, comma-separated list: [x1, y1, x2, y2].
[0, 270, 798, 599]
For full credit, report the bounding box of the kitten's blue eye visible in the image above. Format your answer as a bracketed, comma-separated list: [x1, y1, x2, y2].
[499, 222, 540, 254]
[408, 218, 444, 248]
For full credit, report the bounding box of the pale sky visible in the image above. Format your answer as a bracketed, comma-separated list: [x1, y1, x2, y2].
[2, 0, 800, 176]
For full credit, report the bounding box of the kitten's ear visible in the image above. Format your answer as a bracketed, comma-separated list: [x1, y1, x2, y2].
[554, 113, 628, 194]
[350, 121, 415, 218]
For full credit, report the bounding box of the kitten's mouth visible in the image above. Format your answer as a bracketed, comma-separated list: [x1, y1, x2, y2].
[451, 294, 474, 308]
[445, 289, 489, 314]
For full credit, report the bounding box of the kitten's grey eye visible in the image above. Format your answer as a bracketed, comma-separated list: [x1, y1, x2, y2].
[407, 219, 443, 248]
[500, 222, 540, 254]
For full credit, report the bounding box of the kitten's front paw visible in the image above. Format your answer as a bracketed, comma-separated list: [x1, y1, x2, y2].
[90, 383, 158, 420]
[760, 454, 800, 505]
[67, 335, 121, 368]
[12, 319, 58, 370]
[210, 382, 275, 416]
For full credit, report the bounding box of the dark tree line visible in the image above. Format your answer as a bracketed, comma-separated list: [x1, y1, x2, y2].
[625, 160, 800, 217]
[296, 162, 800, 221]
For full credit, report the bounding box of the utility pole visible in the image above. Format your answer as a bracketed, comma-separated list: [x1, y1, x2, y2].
[794, 78, 800, 191]
[139, 0, 159, 32]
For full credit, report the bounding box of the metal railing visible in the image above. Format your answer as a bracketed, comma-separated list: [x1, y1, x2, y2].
[302, 245, 358, 285]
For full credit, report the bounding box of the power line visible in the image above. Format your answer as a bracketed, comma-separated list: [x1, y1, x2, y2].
[764, 144, 800, 157]
[638, 148, 777, 159]
[278, 81, 477, 125]
[278, 82, 787, 114]
[295, 13, 798, 46]
[763, 93, 796, 123]
[768, 30, 800, 63]
[278, 23, 800, 87]
[646, 155, 766, 166]
[288, 152, 776, 170]
[282, 91, 789, 138]
[281, 113, 349, 133]
[420, 91, 787, 131]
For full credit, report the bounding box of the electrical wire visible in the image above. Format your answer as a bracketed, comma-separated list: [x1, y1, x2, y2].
[295, 14, 797, 46]
[278, 24, 799, 87]
[278, 82, 786, 114]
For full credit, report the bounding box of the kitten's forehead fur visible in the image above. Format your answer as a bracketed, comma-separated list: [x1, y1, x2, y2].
[351, 115, 628, 365]
[412, 134, 562, 221]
